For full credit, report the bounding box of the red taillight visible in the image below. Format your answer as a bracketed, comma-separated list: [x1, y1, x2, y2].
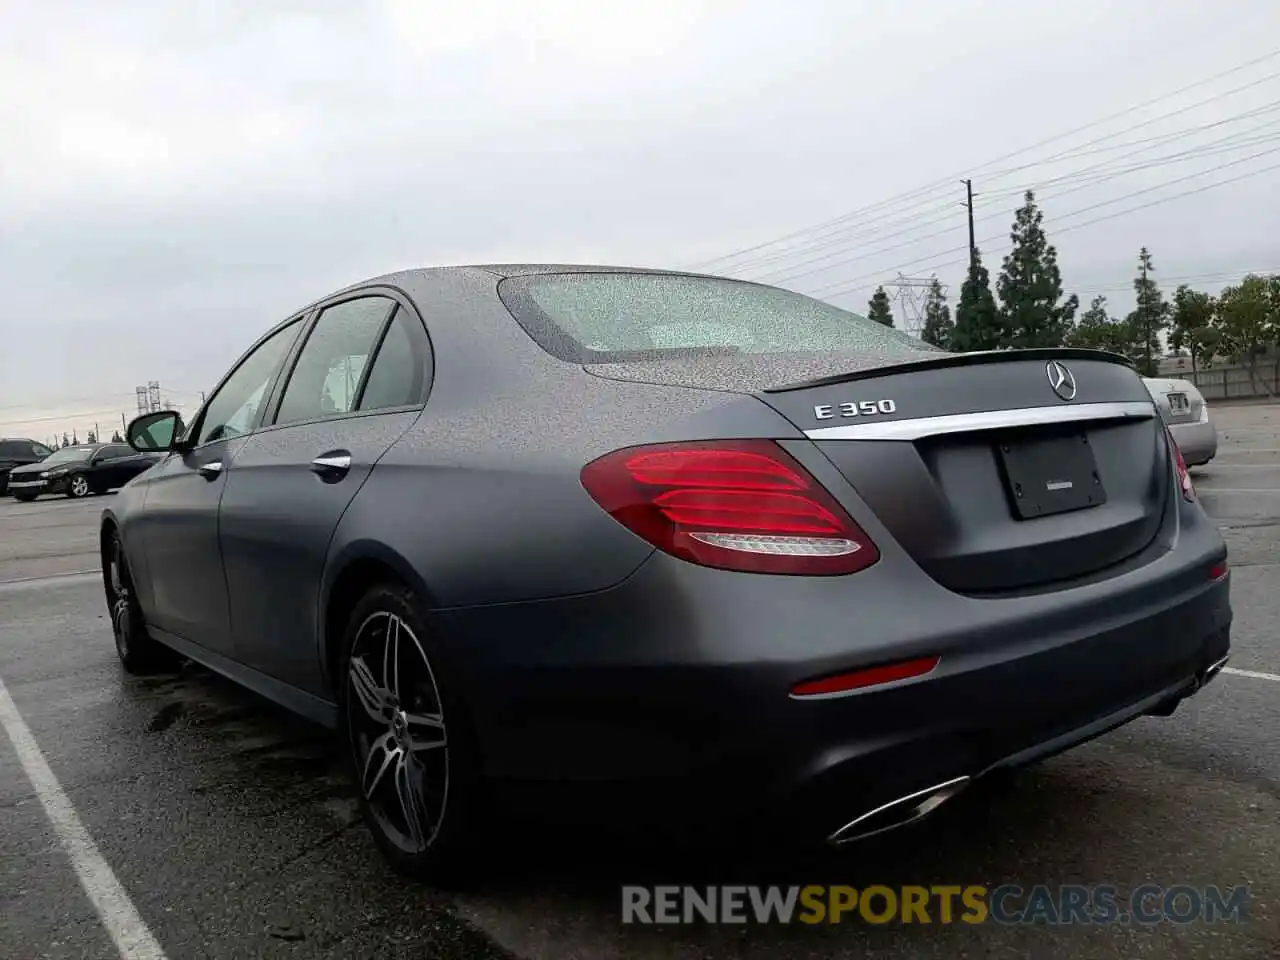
[1168, 429, 1195, 502]
[580, 440, 880, 575]
[1209, 559, 1229, 582]
[791, 656, 941, 698]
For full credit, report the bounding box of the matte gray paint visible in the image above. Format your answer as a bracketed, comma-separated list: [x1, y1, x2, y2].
[102, 264, 1233, 841]
[219, 409, 420, 693]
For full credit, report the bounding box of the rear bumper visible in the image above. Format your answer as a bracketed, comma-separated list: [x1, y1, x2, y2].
[437, 514, 1231, 839]
[1170, 419, 1217, 465]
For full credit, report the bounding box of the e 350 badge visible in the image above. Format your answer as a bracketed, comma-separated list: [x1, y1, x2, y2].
[813, 399, 897, 421]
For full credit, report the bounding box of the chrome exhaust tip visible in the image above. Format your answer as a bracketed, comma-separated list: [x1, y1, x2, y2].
[827, 775, 971, 846]
[1202, 654, 1230, 686]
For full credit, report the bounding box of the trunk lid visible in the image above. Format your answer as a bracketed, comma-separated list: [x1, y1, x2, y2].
[590, 348, 1169, 594]
[1143, 377, 1203, 425]
[582, 350, 932, 394]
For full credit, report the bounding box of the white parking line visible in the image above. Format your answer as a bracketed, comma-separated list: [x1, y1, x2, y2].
[1196, 488, 1280, 494]
[0, 675, 167, 960]
[1223, 666, 1280, 682]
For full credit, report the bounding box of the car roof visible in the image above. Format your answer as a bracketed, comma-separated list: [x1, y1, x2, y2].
[463, 263, 719, 280]
[283, 263, 763, 329]
[326, 263, 731, 296]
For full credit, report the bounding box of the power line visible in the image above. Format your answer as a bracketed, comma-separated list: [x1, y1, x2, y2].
[729, 100, 1280, 279]
[809, 142, 1280, 296]
[0, 393, 139, 414]
[682, 48, 1280, 271]
[957, 68, 1280, 184]
[810, 154, 1280, 301]
[730, 96, 1280, 285]
[0, 387, 205, 417]
[982, 98, 1280, 167]
[753, 126, 1280, 288]
[978, 118, 1280, 200]
[0, 408, 130, 428]
[1077, 268, 1280, 296]
[713, 198, 965, 276]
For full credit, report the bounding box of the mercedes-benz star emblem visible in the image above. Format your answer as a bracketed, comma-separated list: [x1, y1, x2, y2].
[1046, 360, 1077, 401]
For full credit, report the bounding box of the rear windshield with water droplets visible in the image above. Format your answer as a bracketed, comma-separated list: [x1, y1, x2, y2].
[498, 272, 938, 363]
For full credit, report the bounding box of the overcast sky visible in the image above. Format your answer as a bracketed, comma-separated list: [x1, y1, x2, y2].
[3, 0, 1279, 442]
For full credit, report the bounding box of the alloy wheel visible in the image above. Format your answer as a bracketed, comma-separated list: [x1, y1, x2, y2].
[109, 537, 132, 659]
[70, 474, 90, 497]
[346, 611, 449, 854]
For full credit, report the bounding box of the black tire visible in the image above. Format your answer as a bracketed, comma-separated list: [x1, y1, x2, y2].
[67, 473, 92, 498]
[339, 583, 481, 885]
[103, 529, 176, 674]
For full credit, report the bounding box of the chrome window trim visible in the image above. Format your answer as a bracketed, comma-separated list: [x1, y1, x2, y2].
[803, 400, 1156, 442]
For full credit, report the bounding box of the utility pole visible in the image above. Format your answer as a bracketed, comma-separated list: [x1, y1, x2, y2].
[1140, 255, 1151, 376]
[961, 179, 977, 273]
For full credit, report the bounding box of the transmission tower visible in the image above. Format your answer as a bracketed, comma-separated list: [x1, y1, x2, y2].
[883, 274, 941, 339]
[136, 381, 163, 414]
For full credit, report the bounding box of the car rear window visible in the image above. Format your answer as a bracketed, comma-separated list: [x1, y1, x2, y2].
[498, 272, 936, 363]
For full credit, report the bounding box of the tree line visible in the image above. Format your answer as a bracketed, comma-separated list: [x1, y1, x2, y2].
[52, 428, 126, 448]
[863, 189, 1280, 380]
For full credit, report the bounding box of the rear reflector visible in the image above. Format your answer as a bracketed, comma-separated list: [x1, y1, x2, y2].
[1209, 559, 1229, 582]
[791, 656, 941, 698]
[580, 440, 879, 575]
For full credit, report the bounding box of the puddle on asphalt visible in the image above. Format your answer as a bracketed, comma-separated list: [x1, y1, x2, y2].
[147, 701, 184, 731]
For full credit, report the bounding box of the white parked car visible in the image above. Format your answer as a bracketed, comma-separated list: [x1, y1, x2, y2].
[1143, 377, 1217, 466]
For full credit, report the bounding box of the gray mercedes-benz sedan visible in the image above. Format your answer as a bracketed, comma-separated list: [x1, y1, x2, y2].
[101, 265, 1232, 881]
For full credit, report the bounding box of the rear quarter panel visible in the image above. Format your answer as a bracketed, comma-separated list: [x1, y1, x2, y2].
[322, 267, 805, 610]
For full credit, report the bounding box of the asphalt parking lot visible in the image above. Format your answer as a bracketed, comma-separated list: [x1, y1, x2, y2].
[2, 405, 1278, 960]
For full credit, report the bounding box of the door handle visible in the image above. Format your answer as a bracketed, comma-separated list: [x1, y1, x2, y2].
[197, 460, 224, 480]
[311, 452, 352, 478]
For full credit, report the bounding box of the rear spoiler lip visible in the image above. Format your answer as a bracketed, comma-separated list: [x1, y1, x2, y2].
[763, 347, 1136, 394]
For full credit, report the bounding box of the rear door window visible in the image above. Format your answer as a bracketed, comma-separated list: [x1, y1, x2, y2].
[274, 297, 397, 425]
[357, 306, 431, 411]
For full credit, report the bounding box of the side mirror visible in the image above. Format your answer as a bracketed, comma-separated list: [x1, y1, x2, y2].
[127, 411, 186, 454]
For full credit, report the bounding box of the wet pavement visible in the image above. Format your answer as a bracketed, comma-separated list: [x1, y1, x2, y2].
[1, 404, 1277, 959]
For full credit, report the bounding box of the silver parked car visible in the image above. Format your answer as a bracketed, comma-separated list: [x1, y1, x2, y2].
[1143, 377, 1217, 466]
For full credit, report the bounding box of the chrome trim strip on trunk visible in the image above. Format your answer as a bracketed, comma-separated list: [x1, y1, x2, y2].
[804, 400, 1156, 442]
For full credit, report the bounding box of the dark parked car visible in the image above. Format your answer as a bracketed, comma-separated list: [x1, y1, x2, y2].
[9, 442, 163, 501]
[0, 437, 55, 494]
[102, 266, 1232, 882]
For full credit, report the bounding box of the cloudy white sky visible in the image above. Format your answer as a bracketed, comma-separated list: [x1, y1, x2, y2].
[2, 0, 1279, 442]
